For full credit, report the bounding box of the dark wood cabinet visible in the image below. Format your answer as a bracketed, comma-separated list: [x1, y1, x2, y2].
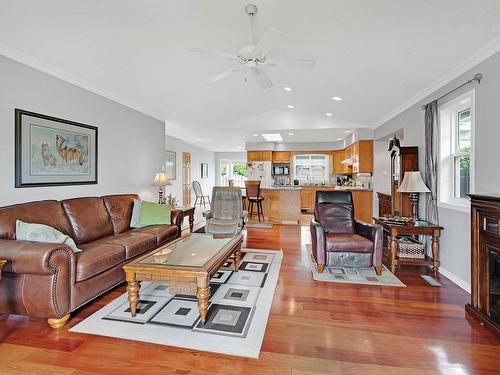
[391, 146, 418, 217]
[377, 192, 392, 217]
[467, 194, 500, 335]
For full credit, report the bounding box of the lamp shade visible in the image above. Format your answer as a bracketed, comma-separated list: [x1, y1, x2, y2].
[152, 172, 170, 187]
[397, 171, 430, 193]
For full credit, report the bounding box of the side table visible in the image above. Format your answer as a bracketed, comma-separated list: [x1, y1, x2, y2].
[178, 206, 196, 232]
[373, 217, 443, 276]
[0, 259, 6, 280]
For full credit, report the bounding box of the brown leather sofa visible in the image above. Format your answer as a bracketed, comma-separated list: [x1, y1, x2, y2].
[0, 194, 182, 328]
[310, 190, 383, 275]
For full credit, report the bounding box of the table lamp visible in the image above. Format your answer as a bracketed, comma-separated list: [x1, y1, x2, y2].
[152, 172, 171, 204]
[397, 171, 430, 220]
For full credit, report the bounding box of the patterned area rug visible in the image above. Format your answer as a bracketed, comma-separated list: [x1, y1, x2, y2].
[306, 244, 405, 287]
[70, 249, 282, 358]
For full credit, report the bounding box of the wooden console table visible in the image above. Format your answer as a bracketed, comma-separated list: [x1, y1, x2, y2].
[178, 206, 196, 232]
[0, 259, 6, 280]
[373, 217, 443, 276]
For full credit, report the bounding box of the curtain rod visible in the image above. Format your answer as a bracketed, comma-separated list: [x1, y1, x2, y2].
[421, 73, 483, 109]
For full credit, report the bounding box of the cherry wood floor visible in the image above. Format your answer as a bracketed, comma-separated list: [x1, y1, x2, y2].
[1, 225, 500, 374]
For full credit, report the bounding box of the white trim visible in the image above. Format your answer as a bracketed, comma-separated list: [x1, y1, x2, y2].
[373, 36, 500, 128]
[439, 267, 471, 294]
[0, 42, 164, 122]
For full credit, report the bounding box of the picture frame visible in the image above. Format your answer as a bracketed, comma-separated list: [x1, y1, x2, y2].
[165, 150, 176, 180]
[201, 163, 208, 179]
[15, 109, 98, 188]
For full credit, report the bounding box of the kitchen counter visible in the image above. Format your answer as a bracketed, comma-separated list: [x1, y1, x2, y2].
[260, 188, 301, 224]
[266, 186, 302, 191]
[271, 185, 372, 192]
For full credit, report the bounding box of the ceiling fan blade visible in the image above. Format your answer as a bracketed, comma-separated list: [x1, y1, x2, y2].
[252, 28, 275, 56]
[252, 68, 273, 90]
[190, 47, 238, 61]
[265, 58, 316, 69]
[206, 66, 244, 83]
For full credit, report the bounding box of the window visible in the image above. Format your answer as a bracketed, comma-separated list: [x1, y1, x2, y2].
[293, 154, 329, 185]
[219, 160, 247, 187]
[438, 90, 474, 211]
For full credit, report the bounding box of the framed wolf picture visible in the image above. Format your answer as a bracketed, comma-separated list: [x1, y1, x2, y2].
[15, 109, 98, 187]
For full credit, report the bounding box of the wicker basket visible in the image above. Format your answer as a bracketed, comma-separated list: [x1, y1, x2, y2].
[397, 236, 425, 259]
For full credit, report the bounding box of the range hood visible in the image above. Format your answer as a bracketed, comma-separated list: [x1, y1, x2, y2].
[341, 157, 353, 166]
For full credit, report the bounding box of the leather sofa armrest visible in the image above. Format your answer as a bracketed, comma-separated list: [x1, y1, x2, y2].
[171, 209, 183, 232]
[0, 239, 75, 276]
[355, 220, 383, 270]
[310, 219, 327, 266]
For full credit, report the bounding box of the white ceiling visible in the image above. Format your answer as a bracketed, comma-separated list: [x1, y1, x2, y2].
[1, 0, 500, 151]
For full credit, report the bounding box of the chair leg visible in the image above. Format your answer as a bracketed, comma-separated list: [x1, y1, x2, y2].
[249, 201, 254, 219]
[207, 196, 211, 206]
[258, 201, 264, 222]
[317, 264, 325, 273]
[256, 201, 262, 222]
[375, 265, 382, 276]
[202, 196, 206, 208]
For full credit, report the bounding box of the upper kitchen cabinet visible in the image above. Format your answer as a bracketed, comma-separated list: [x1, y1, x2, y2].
[333, 150, 345, 174]
[352, 140, 373, 173]
[247, 151, 273, 162]
[272, 151, 291, 163]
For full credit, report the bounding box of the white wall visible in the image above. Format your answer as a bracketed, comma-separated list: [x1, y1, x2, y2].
[165, 135, 215, 204]
[0, 56, 164, 206]
[373, 49, 500, 292]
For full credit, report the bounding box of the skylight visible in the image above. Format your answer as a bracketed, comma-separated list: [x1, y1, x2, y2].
[261, 133, 283, 142]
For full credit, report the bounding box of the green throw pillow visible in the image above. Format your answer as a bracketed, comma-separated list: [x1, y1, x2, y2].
[139, 201, 172, 226]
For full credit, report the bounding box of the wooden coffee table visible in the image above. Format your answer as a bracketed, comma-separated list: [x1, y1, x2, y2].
[123, 233, 243, 324]
[0, 259, 6, 280]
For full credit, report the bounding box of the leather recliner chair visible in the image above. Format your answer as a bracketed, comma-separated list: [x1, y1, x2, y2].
[203, 187, 248, 236]
[310, 190, 383, 275]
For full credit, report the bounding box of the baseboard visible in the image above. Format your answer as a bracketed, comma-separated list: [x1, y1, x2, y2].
[439, 267, 471, 293]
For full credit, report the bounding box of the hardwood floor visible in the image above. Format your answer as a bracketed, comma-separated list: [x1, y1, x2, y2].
[1, 225, 499, 374]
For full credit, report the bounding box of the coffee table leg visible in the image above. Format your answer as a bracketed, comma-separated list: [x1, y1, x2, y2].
[234, 247, 242, 272]
[196, 284, 210, 324]
[390, 232, 398, 274]
[189, 213, 194, 233]
[126, 273, 140, 317]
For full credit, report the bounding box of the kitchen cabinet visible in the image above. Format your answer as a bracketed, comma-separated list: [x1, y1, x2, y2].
[352, 140, 373, 173]
[351, 190, 373, 223]
[300, 188, 314, 210]
[247, 151, 272, 162]
[333, 150, 345, 174]
[272, 151, 291, 163]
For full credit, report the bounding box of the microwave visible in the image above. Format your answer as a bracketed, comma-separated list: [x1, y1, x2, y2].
[273, 164, 289, 175]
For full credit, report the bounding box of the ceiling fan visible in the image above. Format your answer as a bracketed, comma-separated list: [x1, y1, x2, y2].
[190, 3, 316, 90]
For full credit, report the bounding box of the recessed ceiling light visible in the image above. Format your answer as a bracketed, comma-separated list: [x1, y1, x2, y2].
[337, 137, 343, 140]
[326, 112, 333, 117]
[287, 104, 294, 109]
[332, 96, 342, 101]
[252, 134, 259, 137]
[288, 132, 295, 136]
[344, 130, 351, 133]
[261, 133, 283, 142]
[284, 87, 293, 92]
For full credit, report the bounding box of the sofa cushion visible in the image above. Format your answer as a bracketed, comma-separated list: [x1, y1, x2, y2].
[132, 225, 178, 245]
[76, 242, 126, 282]
[326, 233, 373, 253]
[0, 200, 73, 240]
[103, 194, 139, 234]
[62, 197, 114, 244]
[96, 231, 157, 259]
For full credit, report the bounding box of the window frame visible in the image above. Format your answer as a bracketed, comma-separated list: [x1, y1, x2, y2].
[218, 159, 247, 187]
[293, 154, 330, 185]
[438, 89, 475, 213]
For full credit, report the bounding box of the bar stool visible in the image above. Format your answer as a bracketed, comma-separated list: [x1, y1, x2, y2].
[245, 180, 265, 222]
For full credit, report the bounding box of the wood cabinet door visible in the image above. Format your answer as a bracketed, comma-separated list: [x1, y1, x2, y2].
[333, 150, 344, 174]
[300, 189, 314, 210]
[358, 140, 373, 173]
[351, 142, 359, 173]
[352, 191, 373, 222]
[260, 151, 273, 161]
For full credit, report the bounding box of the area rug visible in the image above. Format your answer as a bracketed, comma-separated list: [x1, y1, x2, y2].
[306, 244, 405, 287]
[70, 249, 282, 359]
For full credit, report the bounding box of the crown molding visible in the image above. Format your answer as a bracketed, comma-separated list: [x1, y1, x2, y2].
[0, 43, 165, 122]
[373, 36, 500, 129]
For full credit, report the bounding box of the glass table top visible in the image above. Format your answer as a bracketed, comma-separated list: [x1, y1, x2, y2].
[139, 234, 235, 267]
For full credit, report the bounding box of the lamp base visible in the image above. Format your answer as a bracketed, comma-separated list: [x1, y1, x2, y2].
[409, 193, 419, 221]
[158, 187, 164, 204]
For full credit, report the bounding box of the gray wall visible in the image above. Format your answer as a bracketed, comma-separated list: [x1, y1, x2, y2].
[374, 50, 500, 291]
[0, 56, 165, 206]
[165, 135, 215, 204]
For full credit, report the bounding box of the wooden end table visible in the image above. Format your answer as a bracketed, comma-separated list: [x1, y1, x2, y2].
[373, 217, 443, 276]
[123, 233, 243, 324]
[178, 206, 196, 232]
[0, 259, 6, 280]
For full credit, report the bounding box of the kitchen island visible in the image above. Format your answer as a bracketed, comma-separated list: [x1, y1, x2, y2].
[260, 187, 302, 224]
[257, 186, 373, 224]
